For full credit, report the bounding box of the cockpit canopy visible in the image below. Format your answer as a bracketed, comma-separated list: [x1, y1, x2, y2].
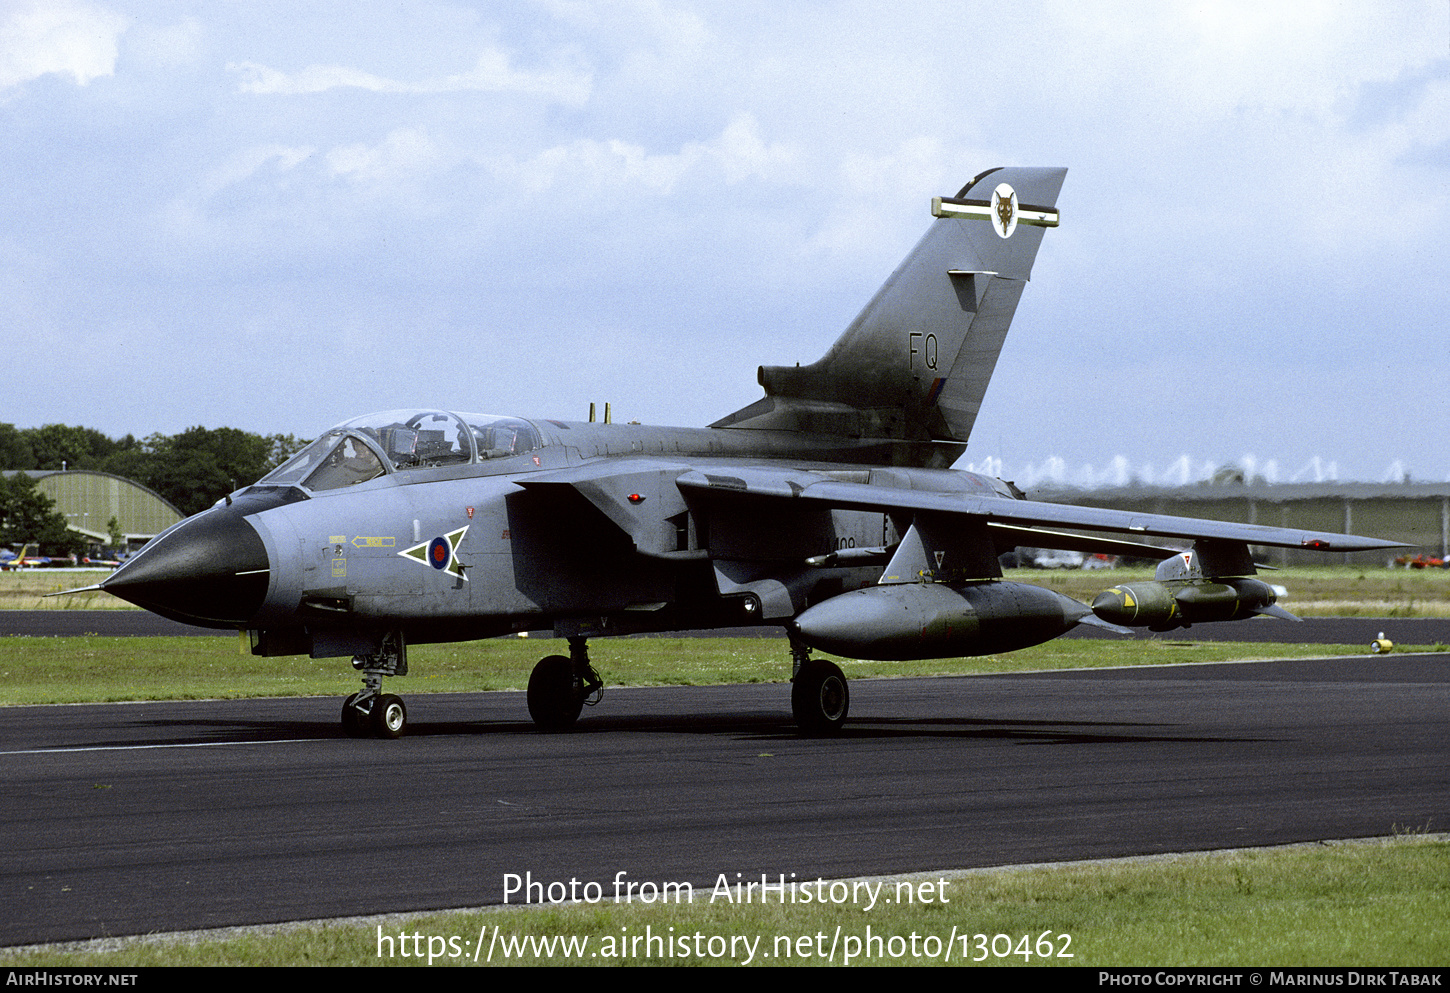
[259, 409, 543, 492]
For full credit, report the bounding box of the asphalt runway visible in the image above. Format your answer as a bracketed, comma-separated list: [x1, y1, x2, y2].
[2, 655, 1447, 947]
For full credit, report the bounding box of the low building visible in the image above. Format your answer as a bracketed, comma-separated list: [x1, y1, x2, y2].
[1030, 481, 1447, 567]
[6, 470, 184, 551]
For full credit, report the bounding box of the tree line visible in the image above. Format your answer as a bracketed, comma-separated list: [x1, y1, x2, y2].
[1, 423, 308, 553]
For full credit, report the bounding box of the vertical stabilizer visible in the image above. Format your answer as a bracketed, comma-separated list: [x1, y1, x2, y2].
[714, 167, 1066, 466]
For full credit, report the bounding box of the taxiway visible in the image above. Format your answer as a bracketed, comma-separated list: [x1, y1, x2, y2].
[2, 656, 1446, 946]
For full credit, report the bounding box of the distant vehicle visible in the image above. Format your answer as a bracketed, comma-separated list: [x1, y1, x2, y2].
[0, 546, 69, 570]
[1019, 548, 1085, 569]
[1394, 554, 1447, 569]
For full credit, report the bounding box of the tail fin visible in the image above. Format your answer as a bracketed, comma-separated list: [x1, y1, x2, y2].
[714, 167, 1066, 467]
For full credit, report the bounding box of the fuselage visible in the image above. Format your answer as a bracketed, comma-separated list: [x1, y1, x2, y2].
[100, 407, 1017, 658]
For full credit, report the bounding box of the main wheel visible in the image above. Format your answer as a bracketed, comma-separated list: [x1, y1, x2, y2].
[792, 659, 849, 735]
[372, 693, 407, 739]
[528, 654, 584, 731]
[341, 692, 369, 738]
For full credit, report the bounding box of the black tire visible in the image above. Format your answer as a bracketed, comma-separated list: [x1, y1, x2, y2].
[372, 693, 407, 739]
[791, 659, 849, 735]
[341, 693, 369, 738]
[528, 655, 584, 731]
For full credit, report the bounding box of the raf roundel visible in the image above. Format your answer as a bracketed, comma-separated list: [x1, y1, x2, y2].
[398, 525, 470, 580]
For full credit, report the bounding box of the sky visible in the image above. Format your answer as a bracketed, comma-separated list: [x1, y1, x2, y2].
[2, 0, 1447, 485]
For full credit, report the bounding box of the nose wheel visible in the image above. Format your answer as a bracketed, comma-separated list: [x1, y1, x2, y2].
[342, 690, 408, 739]
[340, 632, 409, 739]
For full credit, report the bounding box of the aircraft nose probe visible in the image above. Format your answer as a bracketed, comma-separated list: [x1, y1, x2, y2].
[99, 507, 270, 627]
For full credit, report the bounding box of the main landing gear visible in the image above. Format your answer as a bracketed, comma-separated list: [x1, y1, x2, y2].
[341, 632, 409, 739]
[521, 634, 848, 736]
[527, 636, 604, 731]
[789, 635, 849, 736]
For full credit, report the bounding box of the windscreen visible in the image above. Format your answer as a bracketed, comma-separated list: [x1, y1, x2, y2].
[255, 409, 544, 491]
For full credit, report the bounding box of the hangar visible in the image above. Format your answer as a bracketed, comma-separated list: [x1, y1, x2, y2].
[3, 470, 184, 551]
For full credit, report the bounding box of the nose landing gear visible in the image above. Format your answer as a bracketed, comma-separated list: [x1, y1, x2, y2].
[340, 631, 409, 739]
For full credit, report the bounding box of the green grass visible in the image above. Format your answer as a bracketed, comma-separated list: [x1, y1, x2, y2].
[0, 569, 127, 609]
[0, 634, 1400, 706]
[5, 837, 1445, 966]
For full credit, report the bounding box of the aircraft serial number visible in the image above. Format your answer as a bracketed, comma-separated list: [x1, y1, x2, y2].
[908, 332, 939, 370]
[968, 931, 1074, 961]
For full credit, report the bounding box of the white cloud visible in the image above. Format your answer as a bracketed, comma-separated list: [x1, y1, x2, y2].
[1043, 0, 1443, 123]
[482, 112, 801, 200]
[125, 16, 204, 72]
[327, 128, 445, 189]
[711, 113, 799, 184]
[201, 144, 316, 197]
[540, 0, 710, 47]
[229, 47, 591, 105]
[801, 138, 955, 260]
[0, 0, 127, 89]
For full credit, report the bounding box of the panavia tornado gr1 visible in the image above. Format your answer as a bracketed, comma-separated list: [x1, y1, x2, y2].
[83, 167, 1398, 738]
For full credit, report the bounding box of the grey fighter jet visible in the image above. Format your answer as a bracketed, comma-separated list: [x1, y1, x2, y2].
[90, 167, 1398, 738]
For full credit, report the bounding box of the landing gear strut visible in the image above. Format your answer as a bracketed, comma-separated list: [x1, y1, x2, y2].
[527, 636, 603, 731]
[341, 632, 408, 739]
[790, 636, 849, 735]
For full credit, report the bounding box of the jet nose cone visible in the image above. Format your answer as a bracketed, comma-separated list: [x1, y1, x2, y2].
[103, 507, 270, 627]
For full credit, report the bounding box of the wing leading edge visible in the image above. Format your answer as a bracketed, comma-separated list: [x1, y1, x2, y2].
[674, 467, 1398, 556]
